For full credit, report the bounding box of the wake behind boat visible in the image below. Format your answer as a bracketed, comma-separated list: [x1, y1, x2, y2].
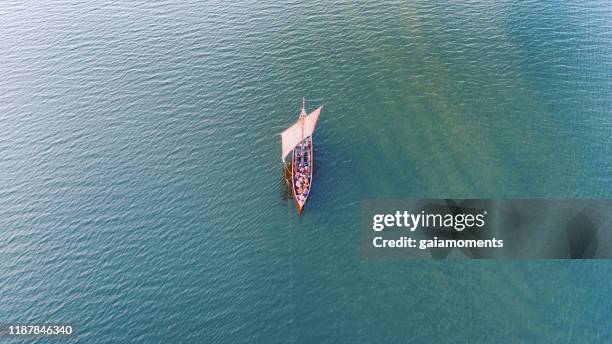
[281, 98, 323, 214]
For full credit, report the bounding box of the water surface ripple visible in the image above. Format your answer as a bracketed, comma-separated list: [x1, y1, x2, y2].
[0, 0, 610, 342]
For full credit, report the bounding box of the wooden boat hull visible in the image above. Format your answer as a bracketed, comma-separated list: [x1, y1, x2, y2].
[291, 136, 313, 214]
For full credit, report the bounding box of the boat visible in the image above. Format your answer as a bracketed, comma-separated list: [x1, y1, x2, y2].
[281, 98, 323, 214]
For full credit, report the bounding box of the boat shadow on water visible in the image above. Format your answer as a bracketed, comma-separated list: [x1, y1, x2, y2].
[279, 164, 293, 201]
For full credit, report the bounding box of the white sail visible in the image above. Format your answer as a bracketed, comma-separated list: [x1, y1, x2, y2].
[281, 120, 303, 160]
[281, 106, 322, 160]
[303, 106, 321, 140]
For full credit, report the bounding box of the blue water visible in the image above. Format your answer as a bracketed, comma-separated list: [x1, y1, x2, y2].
[0, 0, 611, 342]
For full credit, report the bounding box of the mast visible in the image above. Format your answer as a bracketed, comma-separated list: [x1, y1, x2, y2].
[282, 98, 320, 162]
[300, 97, 305, 142]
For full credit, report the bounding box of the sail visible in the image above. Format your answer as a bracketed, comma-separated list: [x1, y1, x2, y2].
[303, 106, 322, 139]
[281, 106, 323, 160]
[281, 120, 303, 160]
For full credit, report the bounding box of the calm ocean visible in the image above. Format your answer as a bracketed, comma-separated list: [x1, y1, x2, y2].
[0, 0, 610, 342]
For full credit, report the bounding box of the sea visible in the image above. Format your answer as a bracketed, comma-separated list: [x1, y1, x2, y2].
[0, 0, 610, 342]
